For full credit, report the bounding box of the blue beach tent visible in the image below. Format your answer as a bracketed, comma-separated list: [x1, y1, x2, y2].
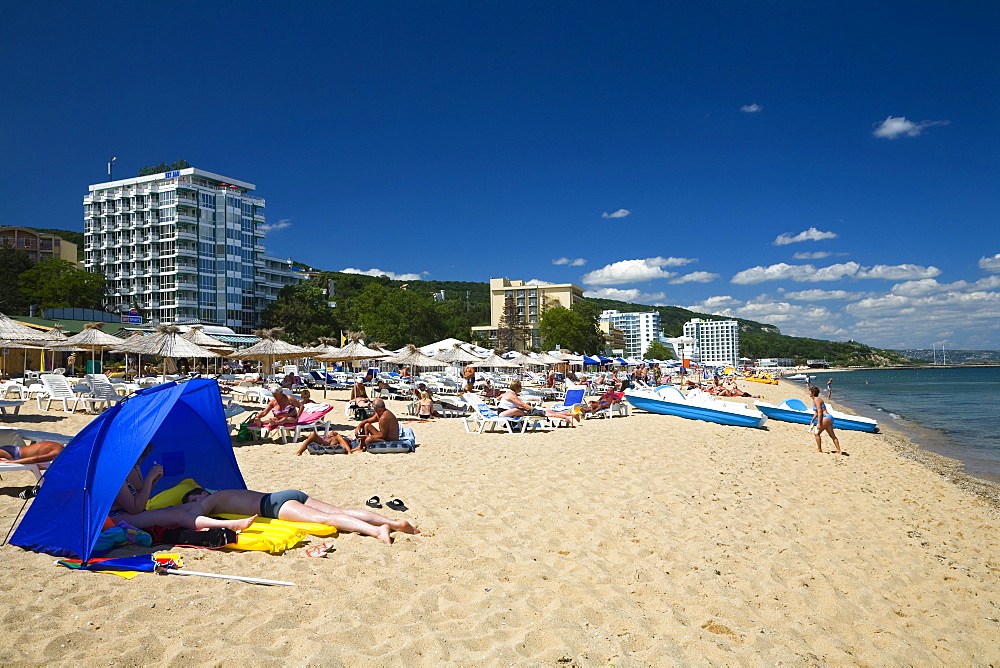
[11, 378, 245, 562]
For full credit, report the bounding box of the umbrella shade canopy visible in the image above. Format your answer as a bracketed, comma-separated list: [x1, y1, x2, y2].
[473, 353, 522, 369]
[317, 340, 387, 363]
[387, 344, 450, 369]
[37, 325, 69, 343]
[432, 343, 484, 364]
[182, 325, 235, 354]
[112, 332, 150, 353]
[0, 312, 48, 341]
[131, 325, 219, 358]
[229, 334, 311, 361]
[0, 339, 45, 350]
[306, 336, 342, 357]
[58, 323, 124, 351]
[229, 328, 310, 377]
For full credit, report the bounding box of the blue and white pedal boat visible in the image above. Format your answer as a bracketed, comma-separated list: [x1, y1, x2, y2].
[753, 398, 879, 433]
[624, 386, 768, 428]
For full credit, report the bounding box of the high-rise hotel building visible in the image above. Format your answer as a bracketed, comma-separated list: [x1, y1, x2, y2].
[83, 167, 302, 332]
[682, 318, 740, 366]
[599, 309, 665, 358]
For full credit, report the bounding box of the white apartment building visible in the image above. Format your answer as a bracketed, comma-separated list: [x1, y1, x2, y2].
[83, 167, 302, 333]
[599, 309, 664, 358]
[682, 318, 740, 366]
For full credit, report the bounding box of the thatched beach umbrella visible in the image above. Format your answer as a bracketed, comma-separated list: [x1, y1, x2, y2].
[0, 313, 47, 342]
[386, 344, 450, 379]
[313, 332, 388, 395]
[182, 325, 234, 374]
[182, 325, 235, 355]
[53, 322, 125, 371]
[129, 324, 218, 380]
[0, 314, 50, 375]
[432, 342, 484, 364]
[230, 328, 311, 380]
[432, 342, 485, 383]
[473, 352, 522, 369]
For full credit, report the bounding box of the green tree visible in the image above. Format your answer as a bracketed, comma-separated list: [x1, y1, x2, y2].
[0, 247, 32, 313]
[18, 259, 105, 310]
[348, 283, 448, 349]
[538, 306, 605, 354]
[644, 340, 675, 360]
[260, 279, 342, 344]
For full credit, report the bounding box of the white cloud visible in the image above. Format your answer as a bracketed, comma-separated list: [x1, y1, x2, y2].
[731, 261, 940, 284]
[856, 264, 941, 280]
[524, 279, 553, 286]
[979, 254, 1000, 272]
[553, 257, 586, 267]
[258, 218, 292, 234]
[872, 116, 949, 139]
[584, 287, 666, 303]
[581, 256, 696, 285]
[740, 103, 762, 113]
[601, 209, 631, 219]
[976, 275, 1000, 290]
[773, 227, 838, 246]
[669, 271, 720, 284]
[339, 267, 424, 281]
[783, 289, 866, 301]
[683, 273, 999, 348]
[685, 295, 744, 312]
[793, 251, 832, 260]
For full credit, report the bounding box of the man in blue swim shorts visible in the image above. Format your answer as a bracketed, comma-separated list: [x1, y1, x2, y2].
[179, 487, 419, 545]
[0, 440, 64, 467]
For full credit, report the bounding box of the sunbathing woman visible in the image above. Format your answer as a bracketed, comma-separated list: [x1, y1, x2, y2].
[809, 386, 845, 455]
[109, 445, 257, 533]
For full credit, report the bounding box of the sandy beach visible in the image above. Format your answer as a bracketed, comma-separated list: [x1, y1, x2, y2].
[1, 379, 998, 665]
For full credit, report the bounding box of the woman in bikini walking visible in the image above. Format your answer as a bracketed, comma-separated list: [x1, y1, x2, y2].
[809, 386, 845, 455]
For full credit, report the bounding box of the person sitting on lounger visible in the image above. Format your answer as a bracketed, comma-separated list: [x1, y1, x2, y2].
[181, 487, 418, 544]
[354, 399, 399, 449]
[0, 440, 64, 468]
[498, 381, 579, 424]
[249, 386, 304, 429]
[578, 389, 624, 416]
[350, 377, 372, 409]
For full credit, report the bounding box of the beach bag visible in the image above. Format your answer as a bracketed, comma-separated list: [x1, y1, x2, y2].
[353, 406, 370, 421]
[236, 416, 256, 443]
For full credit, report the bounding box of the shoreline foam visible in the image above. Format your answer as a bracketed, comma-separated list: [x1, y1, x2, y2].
[1, 379, 998, 664]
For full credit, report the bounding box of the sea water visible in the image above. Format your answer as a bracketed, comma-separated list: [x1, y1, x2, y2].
[803, 367, 1000, 483]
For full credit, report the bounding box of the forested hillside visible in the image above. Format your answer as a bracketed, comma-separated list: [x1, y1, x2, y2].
[268, 274, 913, 365]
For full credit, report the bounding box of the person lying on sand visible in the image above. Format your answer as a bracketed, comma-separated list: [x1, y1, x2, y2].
[181, 487, 419, 545]
[0, 440, 64, 468]
[296, 430, 359, 455]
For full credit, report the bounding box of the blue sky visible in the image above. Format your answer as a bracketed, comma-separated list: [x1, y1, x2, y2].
[3, 2, 998, 349]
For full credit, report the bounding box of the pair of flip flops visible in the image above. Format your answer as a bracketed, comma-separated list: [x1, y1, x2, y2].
[366, 496, 407, 512]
